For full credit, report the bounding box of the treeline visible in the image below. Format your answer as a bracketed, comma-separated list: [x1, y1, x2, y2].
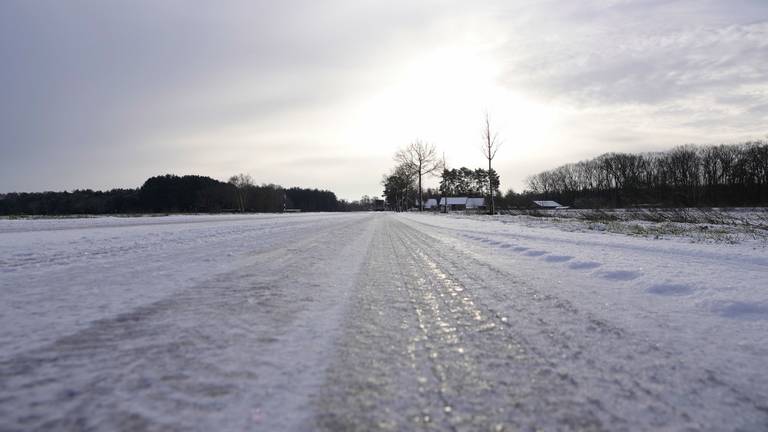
[0, 174, 342, 215]
[525, 141, 768, 208]
[440, 168, 499, 197]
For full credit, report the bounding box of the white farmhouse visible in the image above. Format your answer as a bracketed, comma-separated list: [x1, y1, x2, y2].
[439, 197, 486, 211]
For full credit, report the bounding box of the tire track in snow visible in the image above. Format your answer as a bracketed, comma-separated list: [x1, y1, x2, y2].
[0, 215, 376, 431]
[391, 219, 610, 431]
[396, 216, 768, 430]
[317, 217, 610, 430]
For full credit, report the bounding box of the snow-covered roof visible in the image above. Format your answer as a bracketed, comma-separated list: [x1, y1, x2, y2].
[439, 197, 469, 205]
[437, 197, 486, 207]
[533, 200, 562, 208]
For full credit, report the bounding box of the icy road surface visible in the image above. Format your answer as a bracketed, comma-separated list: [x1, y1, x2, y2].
[1, 213, 767, 431]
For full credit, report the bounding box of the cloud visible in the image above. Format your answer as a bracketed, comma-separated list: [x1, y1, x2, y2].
[0, 0, 455, 194]
[498, 3, 768, 108]
[1, 0, 766, 197]
[480, 0, 768, 185]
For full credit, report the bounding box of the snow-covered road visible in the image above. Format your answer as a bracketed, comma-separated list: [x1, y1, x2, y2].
[1, 213, 766, 430]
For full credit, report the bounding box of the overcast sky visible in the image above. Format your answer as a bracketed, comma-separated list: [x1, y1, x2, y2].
[1, 0, 766, 199]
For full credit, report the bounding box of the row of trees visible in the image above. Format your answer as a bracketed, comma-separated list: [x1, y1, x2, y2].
[526, 141, 768, 207]
[440, 168, 500, 197]
[0, 174, 342, 215]
[382, 113, 503, 213]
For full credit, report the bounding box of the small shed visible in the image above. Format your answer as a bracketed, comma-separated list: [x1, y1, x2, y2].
[423, 198, 438, 209]
[533, 200, 568, 209]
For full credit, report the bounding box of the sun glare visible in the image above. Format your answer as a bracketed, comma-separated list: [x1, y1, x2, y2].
[346, 44, 561, 169]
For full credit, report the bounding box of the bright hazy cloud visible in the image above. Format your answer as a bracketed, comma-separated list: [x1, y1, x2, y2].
[1, 0, 766, 199]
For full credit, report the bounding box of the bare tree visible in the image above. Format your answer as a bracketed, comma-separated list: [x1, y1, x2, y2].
[481, 112, 502, 215]
[395, 140, 441, 211]
[228, 173, 253, 212]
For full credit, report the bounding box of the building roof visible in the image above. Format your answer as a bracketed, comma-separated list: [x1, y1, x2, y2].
[439, 197, 468, 205]
[438, 197, 486, 207]
[533, 200, 563, 208]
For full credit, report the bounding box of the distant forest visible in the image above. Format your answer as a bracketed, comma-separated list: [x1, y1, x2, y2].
[0, 174, 356, 215]
[524, 141, 768, 208]
[4, 141, 766, 216]
[383, 139, 768, 211]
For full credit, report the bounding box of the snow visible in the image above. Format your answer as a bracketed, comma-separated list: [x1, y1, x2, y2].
[493, 208, 768, 245]
[0, 213, 347, 356]
[396, 212, 768, 429]
[0, 213, 376, 430]
[1, 212, 767, 430]
[400, 212, 768, 388]
[400, 212, 768, 325]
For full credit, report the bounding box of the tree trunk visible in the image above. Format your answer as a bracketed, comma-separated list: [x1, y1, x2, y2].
[488, 159, 494, 215]
[418, 162, 423, 212]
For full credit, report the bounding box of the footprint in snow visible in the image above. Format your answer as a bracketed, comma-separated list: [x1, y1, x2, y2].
[499, 243, 512, 249]
[569, 261, 602, 270]
[544, 255, 573, 263]
[598, 270, 641, 281]
[646, 283, 694, 296]
[710, 301, 768, 321]
[512, 247, 529, 252]
[524, 250, 547, 257]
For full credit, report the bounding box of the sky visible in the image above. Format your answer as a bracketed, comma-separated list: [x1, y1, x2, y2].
[1, 0, 767, 200]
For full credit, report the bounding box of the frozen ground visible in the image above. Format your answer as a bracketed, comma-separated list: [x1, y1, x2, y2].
[488, 208, 768, 245]
[1, 212, 766, 430]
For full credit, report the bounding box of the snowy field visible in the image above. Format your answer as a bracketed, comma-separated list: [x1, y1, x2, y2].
[487, 208, 768, 245]
[1, 212, 767, 430]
